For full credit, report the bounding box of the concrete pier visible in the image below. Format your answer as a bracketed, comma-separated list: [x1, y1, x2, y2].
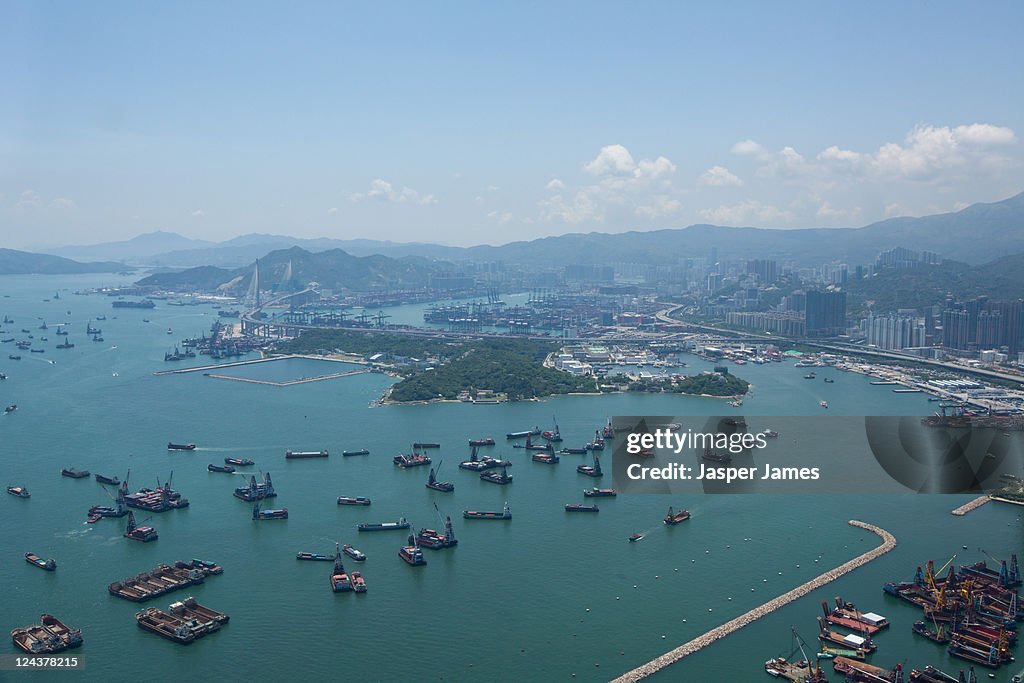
[609, 520, 897, 682]
[205, 368, 371, 386]
[153, 353, 365, 376]
[951, 495, 991, 516]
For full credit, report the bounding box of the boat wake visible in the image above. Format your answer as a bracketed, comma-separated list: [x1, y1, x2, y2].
[58, 527, 94, 539]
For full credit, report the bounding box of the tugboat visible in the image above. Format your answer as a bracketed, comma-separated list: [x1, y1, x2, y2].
[463, 503, 512, 520]
[224, 458, 254, 466]
[252, 501, 288, 520]
[357, 517, 410, 532]
[330, 544, 353, 592]
[207, 464, 235, 473]
[343, 544, 367, 561]
[337, 496, 372, 506]
[393, 450, 432, 468]
[7, 485, 30, 498]
[342, 449, 370, 457]
[583, 488, 617, 497]
[167, 442, 196, 451]
[577, 453, 602, 477]
[480, 465, 512, 485]
[124, 511, 158, 542]
[95, 473, 120, 485]
[425, 462, 454, 492]
[663, 506, 691, 525]
[628, 533, 644, 542]
[468, 437, 495, 447]
[532, 452, 560, 464]
[296, 551, 333, 561]
[25, 552, 57, 571]
[61, 468, 90, 479]
[565, 504, 600, 512]
[398, 534, 427, 566]
[5, 403, 17, 414]
[351, 571, 367, 593]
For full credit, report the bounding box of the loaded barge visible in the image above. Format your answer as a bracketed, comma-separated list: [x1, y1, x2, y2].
[136, 599, 228, 644]
[11, 615, 82, 654]
[463, 503, 511, 520]
[108, 560, 223, 602]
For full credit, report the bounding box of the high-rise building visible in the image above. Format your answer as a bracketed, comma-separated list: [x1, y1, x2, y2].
[805, 290, 846, 337]
[745, 259, 779, 284]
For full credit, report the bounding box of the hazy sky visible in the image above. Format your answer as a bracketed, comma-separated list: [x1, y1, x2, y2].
[2, 2, 1023, 249]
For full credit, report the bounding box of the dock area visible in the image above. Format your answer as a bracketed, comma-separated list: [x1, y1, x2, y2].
[610, 520, 897, 682]
[951, 495, 991, 516]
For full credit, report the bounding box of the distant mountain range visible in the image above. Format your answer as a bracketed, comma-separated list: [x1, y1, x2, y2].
[0, 248, 125, 275]
[38, 191, 1024, 268]
[135, 246, 440, 293]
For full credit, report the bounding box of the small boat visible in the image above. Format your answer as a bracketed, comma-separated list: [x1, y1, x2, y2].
[25, 552, 57, 571]
[468, 438, 495, 447]
[31, 348, 45, 353]
[208, 463, 235, 473]
[343, 544, 366, 561]
[664, 506, 690, 525]
[5, 403, 17, 413]
[583, 488, 617, 497]
[7, 485, 30, 498]
[60, 468, 90, 479]
[252, 502, 288, 520]
[95, 473, 120, 485]
[576, 454, 602, 478]
[167, 442, 196, 451]
[824, 377, 834, 383]
[296, 551, 334, 561]
[820, 400, 828, 409]
[412, 442, 440, 449]
[480, 465, 513, 485]
[342, 449, 370, 457]
[351, 571, 367, 593]
[358, 518, 409, 532]
[532, 452, 560, 464]
[337, 496, 372, 506]
[761, 429, 779, 438]
[166, 328, 173, 335]
[8, 354, 20, 360]
[224, 458, 254, 466]
[565, 504, 599, 512]
[463, 503, 511, 520]
[628, 533, 644, 542]
[804, 372, 816, 379]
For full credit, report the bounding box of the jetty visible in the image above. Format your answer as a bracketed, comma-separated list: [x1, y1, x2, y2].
[152, 354, 366, 376]
[610, 520, 896, 682]
[205, 367, 370, 386]
[951, 495, 991, 516]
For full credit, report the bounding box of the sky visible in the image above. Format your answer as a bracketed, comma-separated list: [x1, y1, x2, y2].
[2, 1, 1023, 249]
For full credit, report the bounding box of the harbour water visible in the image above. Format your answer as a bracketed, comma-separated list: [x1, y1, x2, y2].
[2, 274, 1021, 681]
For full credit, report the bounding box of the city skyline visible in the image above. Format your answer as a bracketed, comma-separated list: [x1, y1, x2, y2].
[3, 2, 1024, 249]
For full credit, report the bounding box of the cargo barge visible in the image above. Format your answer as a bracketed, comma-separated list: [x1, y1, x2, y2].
[342, 449, 370, 457]
[399, 537, 427, 566]
[480, 465, 513, 485]
[208, 463, 235, 473]
[358, 517, 410, 532]
[296, 551, 333, 561]
[463, 503, 511, 520]
[124, 511, 158, 542]
[224, 458, 254, 466]
[416, 517, 458, 549]
[11, 615, 82, 654]
[576, 454, 602, 477]
[330, 544, 353, 592]
[285, 449, 329, 459]
[251, 502, 288, 520]
[565, 504, 599, 512]
[337, 496, 371, 506]
[25, 552, 57, 571]
[506, 427, 541, 439]
[233, 473, 276, 501]
[583, 488, 617, 497]
[394, 451, 432, 468]
[108, 560, 222, 602]
[61, 468, 90, 479]
[663, 506, 690, 525]
[343, 544, 366, 561]
[167, 443, 196, 451]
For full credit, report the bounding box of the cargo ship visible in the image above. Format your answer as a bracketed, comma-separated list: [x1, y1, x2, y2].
[506, 427, 541, 439]
[912, 620, 951, 644]
[351, 571, 367, 593]
[285, 449, 329, 459]
[426, 466, 454, 492]
[61, 468, 90, 479]
[224, 458, 254, 466]
[233, 473, 276, 501]
[342, 449, 370, 457]
[413, 442, 441, 449]
[532, 452, 559, 464]
[330, 544, 353, 592]
[565, 504, 599, 512]
[480, 465, 513, 485]
[358, 517, 410, 532]
[124, 511, 158, 542]
[167, 443, 196, 451]
[7, 485, 30, 498]
[343, 544, 366, 561]
[663, 506, 690, 525]
[296, 551, 333, 561]
[252, 502, 288, 520]
[399, 537, 427, 566]
[95, 473, 120, 485]
[416, 516, 458, 549]
[583, 488, 617, 497]
[208, 464, 235, 473]
[394, 451, 432, 468]
[576, 454, 602, 477]
[821, 600, 884, 635]
[468, 438, 495, 447]
[11, 615, 82, 654]
[464, 503, 511, 520]
[25, 552, 57, 571]
[337, 496, 372, 505]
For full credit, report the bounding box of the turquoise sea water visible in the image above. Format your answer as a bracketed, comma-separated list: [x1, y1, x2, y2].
[1, 274, 1021, 682]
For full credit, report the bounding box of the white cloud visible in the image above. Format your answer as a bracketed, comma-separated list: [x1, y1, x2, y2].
[327, 207, 339, 214]
[545, 178, 565, 191]
[584, 144, 637, 176]
[953, 123, 1017, 146]
[953, 201, 970, 211]
[730, 139, 766, 157]
[351, 178, 437, 205]
[16, 189, 42, 208]
[635, 196, 683, 218]
[486, 210, 513, 224]
[883, 203, 906, 218]
[815, 202, 861, 221]
[539, 190, 601, 224]
[699, 200, 794, 226]
[698, 165, 743, 187]
[191, 209, 205, 217]
[51, 197, 76, 209]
